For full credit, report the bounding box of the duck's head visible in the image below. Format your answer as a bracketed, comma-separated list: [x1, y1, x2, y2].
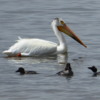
[16, 67, 25, 74]
[88, 66, 97, 73]
[65, 63, 72, 71]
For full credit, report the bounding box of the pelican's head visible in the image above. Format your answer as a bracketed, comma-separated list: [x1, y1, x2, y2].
[52, 18, 87, 48]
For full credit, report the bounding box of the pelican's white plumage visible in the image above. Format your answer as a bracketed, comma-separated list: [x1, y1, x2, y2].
[3, 18, 87, 57]
[3, 38, 58, 56]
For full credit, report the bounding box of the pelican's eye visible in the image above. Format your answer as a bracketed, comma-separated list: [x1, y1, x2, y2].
[60, 21, 65, 25]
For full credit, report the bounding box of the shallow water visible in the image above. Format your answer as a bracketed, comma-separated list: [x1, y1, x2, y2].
[0, 0, 100, 100]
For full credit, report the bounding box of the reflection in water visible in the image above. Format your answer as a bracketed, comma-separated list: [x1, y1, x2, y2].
[64, 75, 74, 80]
[57, 53, 68, 64]
[6, 56, 57, 64]
[5, 53, 68, 65]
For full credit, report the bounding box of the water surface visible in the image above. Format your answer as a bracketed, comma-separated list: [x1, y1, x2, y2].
[0, 0, 100, 100]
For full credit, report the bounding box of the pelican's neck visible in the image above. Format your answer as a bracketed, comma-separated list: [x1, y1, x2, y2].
[52, 24, 66, 45]
[52, 23, 67, 53]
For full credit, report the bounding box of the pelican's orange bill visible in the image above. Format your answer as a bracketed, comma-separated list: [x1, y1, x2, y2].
[57, 24, 87, 48]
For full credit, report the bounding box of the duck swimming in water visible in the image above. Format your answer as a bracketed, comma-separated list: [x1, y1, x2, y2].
[57, 63, 73, 76]
[88, 66, 100, 76]
[16, 67, 38, 75]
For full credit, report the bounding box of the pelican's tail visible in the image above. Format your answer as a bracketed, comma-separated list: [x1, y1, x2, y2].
[3, 36, 22, 56]
[3, 50, 13, 56]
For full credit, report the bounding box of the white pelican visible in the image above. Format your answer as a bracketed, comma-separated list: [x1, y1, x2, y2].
[3, 18, 87, 57]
